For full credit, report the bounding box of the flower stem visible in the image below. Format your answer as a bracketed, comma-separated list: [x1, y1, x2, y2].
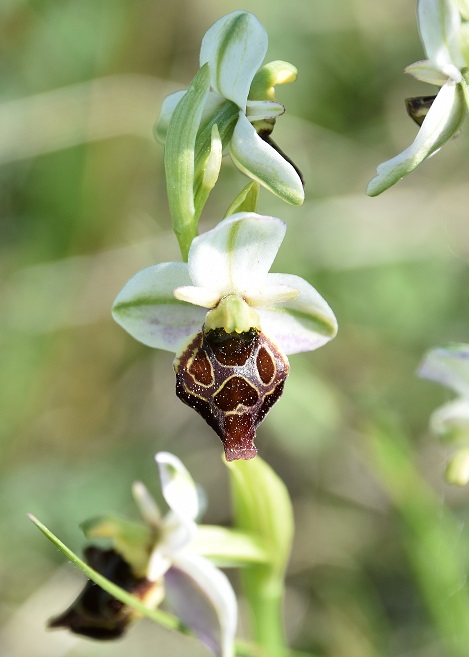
[242, 572, 286, 656]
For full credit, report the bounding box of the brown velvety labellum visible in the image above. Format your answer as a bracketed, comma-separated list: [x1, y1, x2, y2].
[48, 547, 158, 640]
[174, 327, 289, 461]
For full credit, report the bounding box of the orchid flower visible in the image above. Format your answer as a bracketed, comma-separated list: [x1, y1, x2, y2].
[113, 213, 337, 460]
[419, 344, 469, 484]
[156, 11, 304, 207]
[367, 0, 469, 196]
[50, 452, 237, 657]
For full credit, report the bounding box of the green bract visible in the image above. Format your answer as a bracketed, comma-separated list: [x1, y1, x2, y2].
[228, 457, 294, 652]
[367, 0, 469, 196]
[156, 12, 304, 258]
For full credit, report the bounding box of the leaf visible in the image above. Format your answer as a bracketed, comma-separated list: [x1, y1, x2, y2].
[227, 457, 293, 578]
[224, 182, 260, 217]
[165, 64, 211, 260]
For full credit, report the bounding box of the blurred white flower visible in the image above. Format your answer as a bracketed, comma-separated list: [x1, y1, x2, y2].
[368, 0, 469, 196]
[419, 344, 469, 485]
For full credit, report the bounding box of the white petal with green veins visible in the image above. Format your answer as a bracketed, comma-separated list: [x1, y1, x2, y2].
[367, 81, 465, 196]
[188, 213, 286, 296]
[257, 273, 338, 355]
[200, 11, 267, 109]
[230, 112, 304, 205]
[112, 262, 207, 351]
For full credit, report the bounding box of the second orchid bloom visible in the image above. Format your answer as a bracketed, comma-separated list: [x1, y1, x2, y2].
[113, 213, 337, 460]
[368, 0, 469, 195]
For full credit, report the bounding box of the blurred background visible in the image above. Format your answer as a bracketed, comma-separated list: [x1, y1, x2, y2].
[2, 0, 469, 656]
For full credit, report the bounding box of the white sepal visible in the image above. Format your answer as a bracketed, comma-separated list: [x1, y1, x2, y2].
[167, 552, 237, 657]
[367, 81, 465, 196]
[257, 273, 338, 355]
[200, 11, 267, 109]
[112, 262, 207, 352]
[188, 213, 286, 296]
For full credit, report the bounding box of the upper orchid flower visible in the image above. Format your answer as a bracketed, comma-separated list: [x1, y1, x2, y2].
[156, 11, 304, 207]
[419, 344, 469, 485]
[113, 213, 337, 460]
[367, 0, 469, 196]
[50, 452, 237, 657]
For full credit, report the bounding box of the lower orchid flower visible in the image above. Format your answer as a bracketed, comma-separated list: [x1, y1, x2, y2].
[113, 213, 337, 461]
[49, 452, 237, 657]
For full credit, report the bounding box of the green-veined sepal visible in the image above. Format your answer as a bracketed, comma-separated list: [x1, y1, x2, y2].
[367, 81, 465, 196]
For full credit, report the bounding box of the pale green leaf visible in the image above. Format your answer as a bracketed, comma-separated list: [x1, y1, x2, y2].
[165, 64, 211, 260]
[224, 182, 260, 217]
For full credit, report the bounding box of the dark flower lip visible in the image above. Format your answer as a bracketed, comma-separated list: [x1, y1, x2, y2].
[258, 130, 304, 187]
[48, 546, 160, 641]
[405, 94, 438, 126]
[174, 327, 289, 461]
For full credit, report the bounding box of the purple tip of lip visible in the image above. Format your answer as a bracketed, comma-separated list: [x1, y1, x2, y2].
[224, 446, 258, 462]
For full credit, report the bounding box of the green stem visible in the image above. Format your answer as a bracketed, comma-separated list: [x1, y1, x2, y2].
[243, 573, 286, 656]
[227, 458, 294, 657]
